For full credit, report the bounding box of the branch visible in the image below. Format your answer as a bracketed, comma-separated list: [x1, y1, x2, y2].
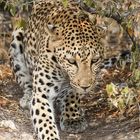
[78, 0, 140, 49]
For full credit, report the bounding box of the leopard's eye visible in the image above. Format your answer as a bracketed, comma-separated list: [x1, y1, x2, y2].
[67, 59, 77, 65]
[91, 58, 100, 64]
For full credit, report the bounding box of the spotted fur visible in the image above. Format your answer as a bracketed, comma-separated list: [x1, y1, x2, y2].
[9, 0, 123, 140]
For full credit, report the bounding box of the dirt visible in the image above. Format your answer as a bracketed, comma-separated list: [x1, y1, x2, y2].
[0, 64, 139, 140]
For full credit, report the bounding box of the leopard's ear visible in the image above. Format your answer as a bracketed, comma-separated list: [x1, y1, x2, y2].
[45, 24, 59, 39]
[95, 26, 108, 59]
[95, 26, 107, 38]
[46, 24, 55, 36]
[45, 24, 63, 50]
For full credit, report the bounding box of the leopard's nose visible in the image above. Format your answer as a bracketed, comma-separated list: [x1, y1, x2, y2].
[81, 86, 90, 91]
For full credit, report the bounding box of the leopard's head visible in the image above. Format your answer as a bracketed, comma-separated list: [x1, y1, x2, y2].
[47, 13, 105, 93]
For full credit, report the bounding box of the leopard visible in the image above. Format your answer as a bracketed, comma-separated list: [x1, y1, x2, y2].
[9, 0, 130, 140]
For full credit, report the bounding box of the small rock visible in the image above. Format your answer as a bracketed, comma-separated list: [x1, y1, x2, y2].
[0, 120, 17, 130]
[20, 132, 34, 140]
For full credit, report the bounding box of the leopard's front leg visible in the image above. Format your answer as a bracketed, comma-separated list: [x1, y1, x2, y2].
[60, 90, 88, 133]
[31, 56, 64, 140]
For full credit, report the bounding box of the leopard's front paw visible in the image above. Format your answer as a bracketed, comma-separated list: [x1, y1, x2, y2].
[60, 117, 88, 133]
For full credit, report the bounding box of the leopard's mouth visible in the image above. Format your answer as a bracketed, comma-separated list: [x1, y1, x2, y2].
[70, 82, 93, 94]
